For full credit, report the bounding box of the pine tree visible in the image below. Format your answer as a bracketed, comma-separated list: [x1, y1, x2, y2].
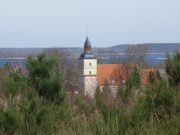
[102, 79, 113, 104]
[148, 71, 156, 84]
[156, 69, 162, 81]
[166, 51, 180, 86]
[95, 85, 101, 99]
[126, 65, 141, 89]
[102, 79, 111, 94]
[25, 53, 66, 103]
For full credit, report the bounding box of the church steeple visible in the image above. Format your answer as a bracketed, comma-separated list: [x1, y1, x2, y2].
[84, 37, 91, 52]
[78, 36, 98, 98]
[79, 37, 96, 60]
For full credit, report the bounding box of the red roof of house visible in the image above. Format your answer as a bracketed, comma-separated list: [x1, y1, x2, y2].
[97, 64, 154, 86]
[97, 64, 119, 86]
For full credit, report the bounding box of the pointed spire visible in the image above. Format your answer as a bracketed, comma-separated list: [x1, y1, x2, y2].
[84, 37, 91, 47]
[79, 37, 96, 59]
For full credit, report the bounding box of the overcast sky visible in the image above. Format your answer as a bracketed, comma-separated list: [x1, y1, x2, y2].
[0, 0, 180, 48]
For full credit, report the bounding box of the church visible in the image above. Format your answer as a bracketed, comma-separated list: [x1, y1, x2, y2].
[78, 37, 154, 98]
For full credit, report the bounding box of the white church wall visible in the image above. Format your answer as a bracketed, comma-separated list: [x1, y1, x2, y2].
[79, 59, 98, 98]
[83, 59, 97, 75]
[78, 59, 97, 76]
[84, 76, 98, 98]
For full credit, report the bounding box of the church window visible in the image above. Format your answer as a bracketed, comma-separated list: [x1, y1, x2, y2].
[89, 71, 91, 75]
[89, 62, 92, 67]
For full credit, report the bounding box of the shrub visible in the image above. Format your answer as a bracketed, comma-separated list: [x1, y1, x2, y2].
[39, 76, 66, 104]
[1, 77, 22, 98]
[10, 68, 24, 82]
[1, 107, 22, 134]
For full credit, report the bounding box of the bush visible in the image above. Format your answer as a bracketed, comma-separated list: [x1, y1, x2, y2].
[1, 107, 22, 134]
[1, 77, 23, 98]
[39, 76, 66, 104]
[10, 68, 24, 82]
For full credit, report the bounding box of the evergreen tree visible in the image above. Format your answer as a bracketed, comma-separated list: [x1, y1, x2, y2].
[132, 65, 141, 87]
[166, 51, 180, 86]
[126, 65, 141, 89]
[102, 79, 113, 104]
[156, 69, 162, 81]
[148, 70, 156, 84]
[95, 85, 101, 99]
[102, 79, 111, 94]
[119, 66, 141, 102]
[25, 53, 66, 103]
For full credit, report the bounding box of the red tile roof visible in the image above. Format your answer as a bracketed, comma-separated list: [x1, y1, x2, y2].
[97, 64, 119, 86]
[97, 64, 154, 86]
[97, 64, 137, 86]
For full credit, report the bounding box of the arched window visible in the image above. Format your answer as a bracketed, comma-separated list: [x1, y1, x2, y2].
[89, 71, 91, 75]
[89, 62, 92, 67]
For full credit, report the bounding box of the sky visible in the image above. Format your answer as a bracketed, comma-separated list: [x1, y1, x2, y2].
[0, 0, 180, 48]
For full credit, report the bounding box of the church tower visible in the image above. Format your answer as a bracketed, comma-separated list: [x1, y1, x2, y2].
[78, 37, 98, 98]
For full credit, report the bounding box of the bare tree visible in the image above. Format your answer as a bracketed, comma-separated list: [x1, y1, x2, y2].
[44, 48, 69, 65]
[96, 49, 106, 64]
[109, 55, 126, 64]
[44, 48, 70, 79]
[124, 45, 148, 69]
[66, 58, 79, 84]
[96, 49, 121, 64]
[44, 48, 80, 93]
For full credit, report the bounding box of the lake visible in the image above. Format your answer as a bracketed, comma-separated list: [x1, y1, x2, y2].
[0, 53, 173, 67]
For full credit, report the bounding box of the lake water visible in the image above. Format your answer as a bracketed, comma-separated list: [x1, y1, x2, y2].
[0, 53, 173, 67]
[0, 58, 25, 67]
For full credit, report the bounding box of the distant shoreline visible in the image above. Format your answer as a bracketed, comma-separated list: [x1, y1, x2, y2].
[95, 53, 174, 55]
[0, 57, 26, 59]
[0, 53, 174, 59]
[118, 53, 174, 54]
